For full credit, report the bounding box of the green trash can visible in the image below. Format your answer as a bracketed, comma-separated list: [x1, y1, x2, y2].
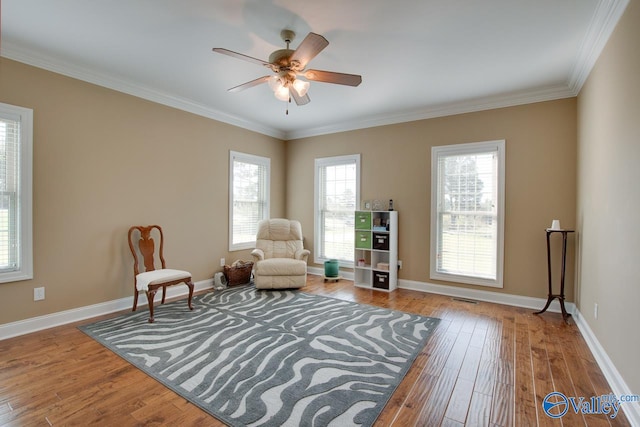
[324, 259, 339, 277]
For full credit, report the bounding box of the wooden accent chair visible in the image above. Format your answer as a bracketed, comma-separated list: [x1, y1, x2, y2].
[128, 225, 194, 323]
[251, 218, 310, 289]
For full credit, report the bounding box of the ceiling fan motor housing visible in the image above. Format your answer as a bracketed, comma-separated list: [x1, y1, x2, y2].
[268, 29, 304, 72]
[268, 49, 295, 69]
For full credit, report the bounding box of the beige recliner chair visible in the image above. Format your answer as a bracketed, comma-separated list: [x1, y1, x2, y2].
[251, 218, 310, 289]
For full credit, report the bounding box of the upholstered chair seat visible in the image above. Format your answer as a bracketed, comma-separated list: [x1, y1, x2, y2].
[135, 269, 192, 292]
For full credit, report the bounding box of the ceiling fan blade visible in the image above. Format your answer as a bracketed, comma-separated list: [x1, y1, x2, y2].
[212, 48, 271, 68]
[228, 76, 271, 93]
[290, 33, 329, 69]
[290, 90, 310, 106]
[303, 69, 362, 87]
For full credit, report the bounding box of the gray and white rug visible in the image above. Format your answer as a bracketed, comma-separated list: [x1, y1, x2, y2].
[79, 286, 440, 426]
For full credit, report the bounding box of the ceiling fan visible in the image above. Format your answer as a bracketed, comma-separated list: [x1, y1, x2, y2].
[213, 30, 362, 107]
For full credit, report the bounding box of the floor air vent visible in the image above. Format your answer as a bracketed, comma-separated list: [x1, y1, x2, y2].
[452, 297, 479, 304]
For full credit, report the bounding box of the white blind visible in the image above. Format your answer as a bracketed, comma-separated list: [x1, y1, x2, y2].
[431, 140, 505, 287]
[317, 156, 358, 263]
[0, 117, 20, 272]
[230, 152, 269, 250]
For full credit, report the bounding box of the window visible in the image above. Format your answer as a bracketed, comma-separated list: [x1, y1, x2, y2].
[314, 154, 360, 266]
[430, 140, 505, 287]
[229, 151, 270, 251]
[0, 102, 33, 283]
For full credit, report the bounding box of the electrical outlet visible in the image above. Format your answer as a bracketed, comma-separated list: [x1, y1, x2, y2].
[34, 287, 45, 301]
[398, 260, 403, 269]
[220, 257, 225, 267]
[594, 303, 598, 319]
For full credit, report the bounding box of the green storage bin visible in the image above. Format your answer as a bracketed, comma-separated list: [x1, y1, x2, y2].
[355, 231, 372, 249]
[324, 259, 339, 277]
[355, 211, 372, 230]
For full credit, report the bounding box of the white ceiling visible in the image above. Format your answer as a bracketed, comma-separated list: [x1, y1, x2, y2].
[0, 0, 629, 140]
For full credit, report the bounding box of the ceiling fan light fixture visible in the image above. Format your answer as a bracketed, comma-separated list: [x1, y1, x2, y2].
[274, 85, 290, 101]
[292, 79, 310, 97]
[268, 75, 283, 91]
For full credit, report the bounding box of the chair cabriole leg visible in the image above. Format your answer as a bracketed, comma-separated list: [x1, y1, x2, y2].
[186, 280, 194, 310]
[146, 288, 157, 323]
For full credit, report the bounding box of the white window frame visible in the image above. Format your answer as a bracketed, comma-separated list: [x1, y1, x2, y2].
[314, 154, 360, 267]
[430, 140, 505, 288]
[0, 102, 33, 283]
[229, 151, 270, 251]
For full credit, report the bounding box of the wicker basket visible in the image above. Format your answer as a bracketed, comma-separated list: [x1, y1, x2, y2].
[223, 261, 254, 286]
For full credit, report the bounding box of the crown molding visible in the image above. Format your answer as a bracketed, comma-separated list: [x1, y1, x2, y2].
[568, 0, 630, 94]
[1, 0, 628, 142]
[0, 43, 579, 142]
[287, 0, 629, 140]
[3, 40, 574, 141]
[0, 43, 286, 140]
[284, 84, 576, 140]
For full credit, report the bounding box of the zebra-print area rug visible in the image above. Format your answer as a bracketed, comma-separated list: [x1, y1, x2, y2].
[79, 285, 440, 426]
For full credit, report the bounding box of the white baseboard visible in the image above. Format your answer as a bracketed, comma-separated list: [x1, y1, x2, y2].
[572, 309, 640, 426]
[398, 278, 576, 314]
[309, 268, 573, 314]
[0, 279, 213, 340]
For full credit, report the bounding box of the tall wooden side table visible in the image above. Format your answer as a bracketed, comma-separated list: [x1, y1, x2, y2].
[534, 228, 574, 319]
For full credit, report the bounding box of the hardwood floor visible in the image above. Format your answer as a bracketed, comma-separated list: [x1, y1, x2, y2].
[0, 276, 631, 426]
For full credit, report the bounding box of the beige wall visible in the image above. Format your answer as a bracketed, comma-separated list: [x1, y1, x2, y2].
[577, 0, 640, 395]
[0, 56, 578, 323]
[287, 99, 577, 299]
[0, 58, 286, 324]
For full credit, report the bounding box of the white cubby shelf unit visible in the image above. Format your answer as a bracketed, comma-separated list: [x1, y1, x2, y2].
[353, 210, 398, 292]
